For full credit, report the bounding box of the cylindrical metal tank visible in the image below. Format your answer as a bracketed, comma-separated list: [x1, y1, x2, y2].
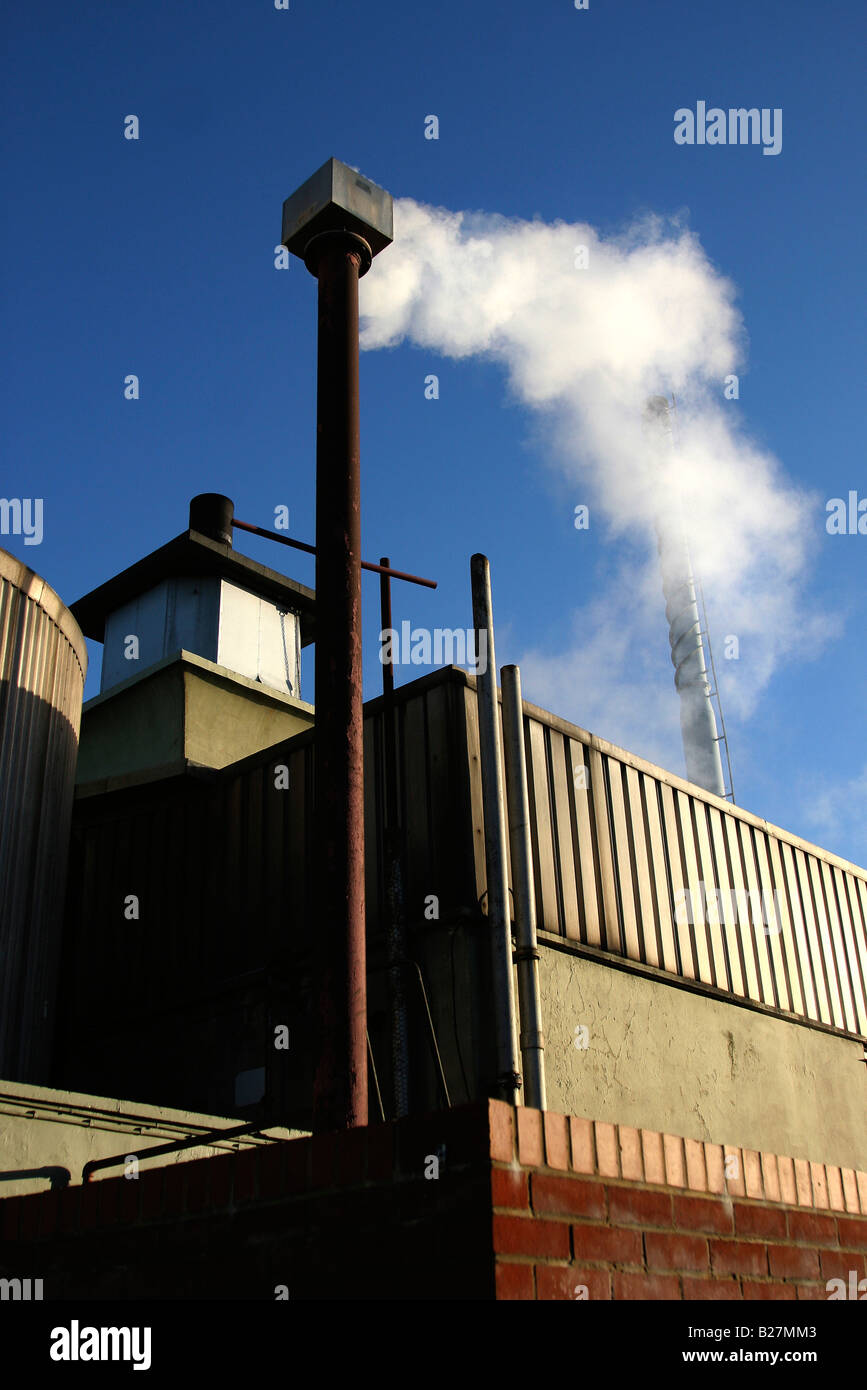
[0, 548, 87, 1081]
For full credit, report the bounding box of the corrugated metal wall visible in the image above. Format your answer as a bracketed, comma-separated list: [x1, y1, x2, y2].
[0, 548, 87, 1080]
[58, 668, 480, 1116]
[58, 662, 867, 1118]
[466, 683, 867, 1038]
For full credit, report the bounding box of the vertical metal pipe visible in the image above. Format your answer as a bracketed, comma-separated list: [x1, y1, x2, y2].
[501, 664, 547, 1110]
[379, 558, 394, 702]
[470, 555, 521, 1106]
[306, 232, 369, 1131]
[380, 556, 409, 1116]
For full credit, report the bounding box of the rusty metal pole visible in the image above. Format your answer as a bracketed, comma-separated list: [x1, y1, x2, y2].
[281, 159, 394, 1132]
[305, 230, 369, 1131]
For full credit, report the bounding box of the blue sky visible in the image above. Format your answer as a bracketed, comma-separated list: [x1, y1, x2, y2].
[2, 0, 865, 862]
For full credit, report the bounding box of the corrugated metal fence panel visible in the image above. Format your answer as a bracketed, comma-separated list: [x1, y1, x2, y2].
[510, 700, 867, 1038]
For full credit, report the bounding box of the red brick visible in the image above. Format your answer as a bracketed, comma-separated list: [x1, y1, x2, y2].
[743, 1149, 764, 1200]
[118, 1172, 141, 1222]
[710, 1239, 768, 1277]
[810, 1162, 829, 1210]
[642, 1131, 666, 1185]
[185, 1160, 211, 1213]
[741, 1280, 797, 1300]
[517, 1108, 544, 1166]
[573, 1223, 642, 1265]
[768, 1243, 820, 1280]
[682, 1276, 742, 1300]
[569, 1117, 595, 1174]
[663, 1134, 685, 1187]
[614, 1271, 681, 1300]
[232, 1152, 256, 1205]
[596, 1122, 620, 1178]
[820, 1248, 866, 1282]
[619, 1127, 644, 1182]
[683, 1138, 707, 1192]
[36, 1190, 59, 1239]
[495, 1261, 535, 1300]
[787, 1210, 836, 1244]
[827, 1166, 845, 1213]
[96, 1178, 120, 1228]
[310, 1132, 337, 1190]
[492, 1167, 529, 1210]
[0, 1196, 20, 1242]
[437, 1101, 491, 1166]
[335, 1126, 366, 1187]
[673, 1195, 733, 1235]
[284, 1137, 309, 1192]
[366, 1123, 391, 1178]
[544, 1112, 570, 1171]
[57, 1187, 81, 1236]
[493, 1214, 570, 1259]
[837, 1217, 867, 1251]
[646, 1232, 709, 1272]
[163, 1162, 188, 1215]
[257, 1143, 284, 1198]
[532, 1174, 605, 1220]
[79, 1181, 100, 1231]
[140, 1170, 165, 1222]
[489, 1101, 515, 1163]
[778, 1156, 797, 1206]
[395, 1113, 436, 1176]
[537, 1264, 611, 1300]
[734, 1203, 787, 1240]
[796, 1283, 831, 1300]
[794, 1159, 812, 1206]
[209, 1155, 233, 1209]
[761, 1153, 782, 1204]
[608, 1186, 673, 1228]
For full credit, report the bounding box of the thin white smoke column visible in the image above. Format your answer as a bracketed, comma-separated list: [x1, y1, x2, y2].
[644, 395, 726, 796]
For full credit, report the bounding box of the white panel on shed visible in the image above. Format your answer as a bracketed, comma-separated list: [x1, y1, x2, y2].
[101, 577, 221, 692]
[216, 580, 300, 696]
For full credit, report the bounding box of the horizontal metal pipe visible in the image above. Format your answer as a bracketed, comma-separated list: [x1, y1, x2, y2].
[82, 1121, 280, 1182]
[232, 519, 437, 589]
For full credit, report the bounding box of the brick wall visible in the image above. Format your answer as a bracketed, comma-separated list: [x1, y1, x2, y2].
[2, 1100, 865, 1300]
[491, 1106, 867, 1300]
[0, 1104, 496, 1299]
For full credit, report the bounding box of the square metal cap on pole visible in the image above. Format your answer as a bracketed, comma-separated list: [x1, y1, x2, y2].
[281, 157, 394, 266]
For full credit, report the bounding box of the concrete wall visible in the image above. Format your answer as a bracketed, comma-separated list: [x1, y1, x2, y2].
[0, 1081, 302, 1198]
[539, 938, 867, 1172]
[75, 650, 314, 785]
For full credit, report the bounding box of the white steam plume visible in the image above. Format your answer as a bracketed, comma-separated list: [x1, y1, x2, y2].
[359, 198, 831, 773]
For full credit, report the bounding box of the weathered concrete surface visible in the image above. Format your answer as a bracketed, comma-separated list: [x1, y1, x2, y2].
[539, 940, 867, 1172]
[0, 1080, 303, 1197]
[75, 650, 314, 785]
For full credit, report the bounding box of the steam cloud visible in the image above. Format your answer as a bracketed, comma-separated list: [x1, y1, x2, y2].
[359, 197, 830, 773]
